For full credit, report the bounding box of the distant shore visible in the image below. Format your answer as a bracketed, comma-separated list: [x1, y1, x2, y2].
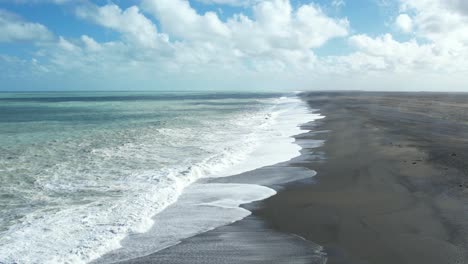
[121, 92, 468, 264]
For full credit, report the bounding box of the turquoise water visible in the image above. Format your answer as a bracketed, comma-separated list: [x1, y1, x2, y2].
[0, 91, 300, 263]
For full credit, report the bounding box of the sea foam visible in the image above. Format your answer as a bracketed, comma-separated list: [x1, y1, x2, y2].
[0, 95, 323, 264]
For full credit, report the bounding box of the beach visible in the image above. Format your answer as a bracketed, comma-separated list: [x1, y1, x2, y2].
[3, 1, 468, 263]
[2, 91, 467, 263]
[124, 92, 468, 264]
[259, 92, 468, 263]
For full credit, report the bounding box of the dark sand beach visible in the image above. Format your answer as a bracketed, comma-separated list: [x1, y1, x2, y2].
[123, 92, 468, 264]
[259, 92, 468, 264]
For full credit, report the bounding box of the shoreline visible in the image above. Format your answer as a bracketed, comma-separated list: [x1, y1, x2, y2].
[121, 91, 468, 264]
[115, 164, 327, 264]
[93, 96, 323, 263]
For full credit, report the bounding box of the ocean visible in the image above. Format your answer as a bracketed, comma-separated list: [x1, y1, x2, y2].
[0, 91, 322, 263]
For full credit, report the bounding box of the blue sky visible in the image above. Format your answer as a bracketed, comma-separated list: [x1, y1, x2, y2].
[1, 0, 468, 91]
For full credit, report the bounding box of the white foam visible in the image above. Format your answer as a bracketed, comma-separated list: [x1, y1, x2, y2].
[217, 97, 323, 177]
[95, 97, 324, 263]
[0, 96, 323, 264]
[95, 183, 277, 263]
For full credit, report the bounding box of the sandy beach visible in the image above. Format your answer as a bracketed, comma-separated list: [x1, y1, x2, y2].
[257, 92, 468, 263]
[121, 92, 468, 264]
[3, 1, 468, 263]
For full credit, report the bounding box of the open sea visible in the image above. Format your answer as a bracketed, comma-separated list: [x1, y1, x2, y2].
[0, 91, 322, 263]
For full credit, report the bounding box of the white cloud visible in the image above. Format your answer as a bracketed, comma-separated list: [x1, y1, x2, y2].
[142, 0, 349, 54]
[5, 0, 468, 91]
[329, 0, 468, 80]
[400, 0, 468, 48]
[395, 13, 412, 33]
[57, 36, 78, 51]
[0, 9, 53, 43]
[0, 0, 348, 89]
[142, 0, 231, 41]
[193, 0, 257, 6]
[81, 35, 101, 51]
[76, 4, 164, 48]
[349, 33, 437, 72]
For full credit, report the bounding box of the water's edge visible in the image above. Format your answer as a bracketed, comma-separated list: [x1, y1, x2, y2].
[94, 98, 325, 263]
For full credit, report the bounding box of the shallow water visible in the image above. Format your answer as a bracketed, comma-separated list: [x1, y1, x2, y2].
[0, 91, 321, 263]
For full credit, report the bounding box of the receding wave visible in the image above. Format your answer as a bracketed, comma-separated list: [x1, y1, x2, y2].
[0, 93, 323, 263]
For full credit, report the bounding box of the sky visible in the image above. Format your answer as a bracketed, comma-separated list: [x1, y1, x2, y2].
[0, 0, 468, 91]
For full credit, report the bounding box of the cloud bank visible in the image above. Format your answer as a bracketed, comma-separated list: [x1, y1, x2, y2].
[0, 0, 468, 91]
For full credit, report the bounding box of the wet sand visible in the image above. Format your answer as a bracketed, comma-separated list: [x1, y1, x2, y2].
[116, 165, 328, 264]
[122, 92, 468, 264]
[258, 92, 468, 264]
[118, 215, 326, 264]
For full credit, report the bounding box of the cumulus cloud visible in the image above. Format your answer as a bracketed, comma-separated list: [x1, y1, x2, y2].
[76, 3, 164, 48]
[81, 35, 101, 51]
[193, 0, 258, 6]
[336, 0, 468, 80]
[142, 0, 231, 41]
[3, 0, 468, 91]
[3, 0, 347, 89]
[395, 13, 412, 33]
[142, 0, 349, 53]
[29, 0, 347, 77]
[400, 0, 468, 48]
[245, 0, 349, 49]
[349, 34, 436, 72]
[0, 9, 53, 43]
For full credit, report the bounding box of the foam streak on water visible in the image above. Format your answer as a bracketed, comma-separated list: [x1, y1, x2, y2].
[0, 92, 323, 263]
